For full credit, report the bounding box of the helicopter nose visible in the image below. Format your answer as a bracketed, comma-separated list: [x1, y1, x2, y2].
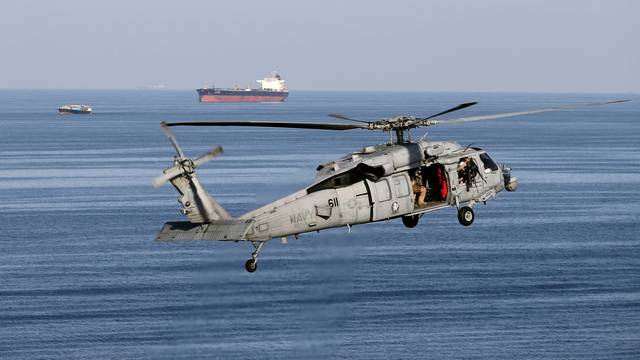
[501, 164, 518, 192]
[506, 176, 518, 192]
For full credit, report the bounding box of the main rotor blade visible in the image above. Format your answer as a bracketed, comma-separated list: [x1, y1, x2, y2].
[161, 122, 186, 158]
[193, 146, 223, 168]
[437, 99, 631, 125]
[328, 113, 370, 124]
[418, 101, 478, 121]
[163, 121, 369, 131]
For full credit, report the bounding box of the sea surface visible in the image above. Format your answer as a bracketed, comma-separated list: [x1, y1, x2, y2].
[0, 90, 639, 359]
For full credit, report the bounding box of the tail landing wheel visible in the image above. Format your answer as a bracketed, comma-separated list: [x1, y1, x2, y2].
[458, 206, 474, 226]
[245, 241, 265, 273]
[245, 259, 257, 273]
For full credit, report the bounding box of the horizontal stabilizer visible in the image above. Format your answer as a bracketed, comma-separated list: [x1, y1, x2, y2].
[156, 220, 254, 241]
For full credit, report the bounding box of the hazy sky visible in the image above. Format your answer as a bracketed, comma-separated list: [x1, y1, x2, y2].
[1, 0, 638, 92]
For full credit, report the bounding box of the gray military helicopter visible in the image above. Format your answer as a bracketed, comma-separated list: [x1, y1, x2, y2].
[152, 99, 628, 272]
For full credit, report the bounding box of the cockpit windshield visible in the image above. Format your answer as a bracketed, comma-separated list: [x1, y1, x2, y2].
[479, 153, 499, 172]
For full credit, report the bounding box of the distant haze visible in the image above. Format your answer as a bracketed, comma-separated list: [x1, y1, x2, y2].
[1, 0, 638, 92]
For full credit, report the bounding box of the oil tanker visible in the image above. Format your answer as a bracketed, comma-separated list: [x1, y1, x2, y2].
[197, 72, 288, 103]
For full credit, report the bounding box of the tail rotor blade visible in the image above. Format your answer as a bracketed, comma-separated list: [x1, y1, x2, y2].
[193, 146, 224, 167]
[152, 165, 187, 188]
[161, 122, 186, 159]
[152, 174, 171, 189]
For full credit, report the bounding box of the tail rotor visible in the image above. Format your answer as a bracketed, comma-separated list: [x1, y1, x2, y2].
[152, 122, 224, 188]
[153, 123, 231, 223]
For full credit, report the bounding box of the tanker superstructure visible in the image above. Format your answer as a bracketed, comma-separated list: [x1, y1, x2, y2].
[197, 72, 288, 103]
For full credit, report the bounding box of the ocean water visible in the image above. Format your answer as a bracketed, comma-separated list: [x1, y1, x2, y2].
[0, 90, 639, 359]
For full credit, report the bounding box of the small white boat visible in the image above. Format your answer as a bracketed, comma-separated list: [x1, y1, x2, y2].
[58, 104, 92, 114]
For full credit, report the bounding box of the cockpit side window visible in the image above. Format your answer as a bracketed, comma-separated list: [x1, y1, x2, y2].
[479, 153, 499, 172]
[307, 168, 365, 193]
[307, 164, 385, 194]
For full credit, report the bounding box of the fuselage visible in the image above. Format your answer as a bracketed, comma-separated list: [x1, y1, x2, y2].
[241, 140, 515, 241]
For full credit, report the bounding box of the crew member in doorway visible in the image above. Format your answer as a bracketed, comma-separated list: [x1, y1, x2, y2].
[459, 157, 479, 191]
[411, 170, 427, 207]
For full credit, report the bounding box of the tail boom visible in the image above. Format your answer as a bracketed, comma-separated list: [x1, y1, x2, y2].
[156, 220, 255, 241]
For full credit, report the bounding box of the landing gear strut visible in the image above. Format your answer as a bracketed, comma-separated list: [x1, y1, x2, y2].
[458, 206, 474, 226]
[245, 241, 265, 273]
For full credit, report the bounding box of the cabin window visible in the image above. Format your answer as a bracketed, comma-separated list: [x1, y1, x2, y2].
[479, 153, 499, 172]
[375, 179, 392, 202]
[393, 175, 410, 197]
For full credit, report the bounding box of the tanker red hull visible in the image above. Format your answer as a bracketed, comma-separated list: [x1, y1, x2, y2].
[198, 94, 287, 103]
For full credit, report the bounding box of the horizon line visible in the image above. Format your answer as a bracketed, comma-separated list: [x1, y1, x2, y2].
[0, 88, 637, 95]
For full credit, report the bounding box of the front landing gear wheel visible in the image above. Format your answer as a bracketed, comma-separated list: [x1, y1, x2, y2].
[402, 215, 420, 228]
[245, 259, 257, 273]
[458, 206, 474, 226]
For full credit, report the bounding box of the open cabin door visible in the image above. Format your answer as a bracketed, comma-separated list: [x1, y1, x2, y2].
[422, 163, 449, 203]
[442, 154, 494, 203]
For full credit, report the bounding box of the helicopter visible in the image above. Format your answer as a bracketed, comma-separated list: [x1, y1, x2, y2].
[152, 99, 628, 272]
